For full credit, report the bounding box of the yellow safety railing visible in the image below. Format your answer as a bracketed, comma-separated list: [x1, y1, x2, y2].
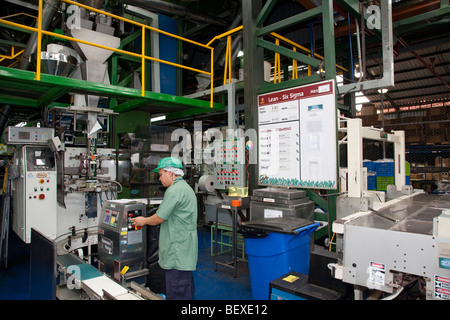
[207, 26, 347, 85]
[0, 46, 24, 65]
[270, 32, 348, 82]
[0, 0, 215, 108]
[207, 25, 243, 86]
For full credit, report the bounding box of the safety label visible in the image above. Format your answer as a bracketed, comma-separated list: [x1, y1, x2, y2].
[439, 257, 450, 270]
[282, 275, 299, 283]
[369, 262, 385, 285]
[434, 275, 450, 300]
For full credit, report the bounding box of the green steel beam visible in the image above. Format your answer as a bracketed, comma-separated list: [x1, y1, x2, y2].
[119, 29, 141, 49]
[393, 4, 450, 36]
[322, 0, 337, 80]
[243, 0, 265, 194]
[0, 39, 27, 48]
[0, 22, 33, 34]
[322, 0, 338, 237]
[0, 66, 224, 113]
[256, 5, 322, 37]
[37, 86, 70, 107]
[255, 0, 278, 27]
[334, 0, 360, 18]
[257, 38, 322, 68]
[0, 94, 37, 107]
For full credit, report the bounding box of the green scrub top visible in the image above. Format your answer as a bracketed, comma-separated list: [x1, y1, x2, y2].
[156, 178, 198, 271]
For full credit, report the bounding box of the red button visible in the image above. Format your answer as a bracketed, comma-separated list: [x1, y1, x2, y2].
[39, 194, 45, 200]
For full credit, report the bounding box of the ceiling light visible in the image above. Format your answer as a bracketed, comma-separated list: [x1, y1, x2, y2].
[150, 115, 166, 123]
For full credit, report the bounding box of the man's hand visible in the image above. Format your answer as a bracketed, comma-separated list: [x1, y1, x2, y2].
[131, 214, 165, 227]
[131, 216, 146, 227]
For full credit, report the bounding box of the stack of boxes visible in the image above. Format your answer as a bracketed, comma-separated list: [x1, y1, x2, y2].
[364, 160, 410, 191]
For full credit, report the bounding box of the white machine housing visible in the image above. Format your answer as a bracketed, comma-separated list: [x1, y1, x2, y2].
[12, 145, 57, 243]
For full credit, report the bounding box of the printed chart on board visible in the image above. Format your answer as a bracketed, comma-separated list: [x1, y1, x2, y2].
[257, 80, 337, 189]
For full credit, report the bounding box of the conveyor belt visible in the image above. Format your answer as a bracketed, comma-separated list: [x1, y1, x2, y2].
[348, 193, 450, 235]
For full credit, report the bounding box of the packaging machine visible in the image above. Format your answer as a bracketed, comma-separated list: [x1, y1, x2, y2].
[330, 117, 450, 300]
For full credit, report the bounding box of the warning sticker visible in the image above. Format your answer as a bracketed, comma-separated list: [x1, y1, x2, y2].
[434, 275, 450, 300]
[369, 262, 385, 285]
[283, 275, 300, 283]
[439, 257, 450, 270]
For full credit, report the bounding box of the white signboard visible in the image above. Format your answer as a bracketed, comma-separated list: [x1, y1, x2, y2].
[258, 80, 337, 189]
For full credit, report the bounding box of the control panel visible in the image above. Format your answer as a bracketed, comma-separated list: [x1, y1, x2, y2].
[213, 138, 246, 190]
[25, 147, 56, 203]
[97, 200, 146, 278]
[101, 207, 143, 231]
[12, 145, 57, 243]
[6, 126, 54, 144]
[127, 209, 143, 231]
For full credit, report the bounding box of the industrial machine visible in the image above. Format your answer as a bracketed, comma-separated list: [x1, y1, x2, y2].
[97, 200, 148, 282]
[330, 193, 450, 300]
[327, 117, 450, 300]
[11, 143, 57, 243]
[249, 188, 314, 221]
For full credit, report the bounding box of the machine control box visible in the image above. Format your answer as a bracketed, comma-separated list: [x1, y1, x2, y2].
[98, 200, 146, 277]
[5, 126, 54, 144]
[213, 138, 246, 190]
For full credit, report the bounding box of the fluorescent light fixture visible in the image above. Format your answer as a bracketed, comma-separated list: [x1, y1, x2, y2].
[15, 122, 27, 127]
[355, 91, 369, 104]
[150, 115, 166, 123]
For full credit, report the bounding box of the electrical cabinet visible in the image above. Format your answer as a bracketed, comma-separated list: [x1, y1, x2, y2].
[213, 138, 246, 190]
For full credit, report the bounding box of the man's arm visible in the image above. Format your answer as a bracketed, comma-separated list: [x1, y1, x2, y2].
[131, 214, 165, 227]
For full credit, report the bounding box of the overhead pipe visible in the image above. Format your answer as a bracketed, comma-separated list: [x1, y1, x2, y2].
[118, 0, 228, 27]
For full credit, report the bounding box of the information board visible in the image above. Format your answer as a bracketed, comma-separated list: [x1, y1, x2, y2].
[258, 80, 337, 189]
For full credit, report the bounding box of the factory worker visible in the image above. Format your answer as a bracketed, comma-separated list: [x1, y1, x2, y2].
[131, 157, 198, 300]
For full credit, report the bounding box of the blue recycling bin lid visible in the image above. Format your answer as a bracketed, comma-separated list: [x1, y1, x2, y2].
[242, 217, 318, 235]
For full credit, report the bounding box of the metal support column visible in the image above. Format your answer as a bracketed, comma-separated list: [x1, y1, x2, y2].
[242, 0, 264, 194]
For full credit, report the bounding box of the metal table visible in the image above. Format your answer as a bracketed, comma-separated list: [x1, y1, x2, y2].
[213, 196, 249, 278]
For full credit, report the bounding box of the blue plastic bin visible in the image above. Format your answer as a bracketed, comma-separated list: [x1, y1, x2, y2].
[242, 217, 320, 300]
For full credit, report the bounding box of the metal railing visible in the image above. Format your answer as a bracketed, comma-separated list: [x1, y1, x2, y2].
[207, 25, 243, 86]
[0, 0, 215, 107]
[270, 32, 348, 83]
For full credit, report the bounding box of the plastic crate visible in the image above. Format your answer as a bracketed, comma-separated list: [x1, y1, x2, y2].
[363, 160, 376, 173]
[375, 162, 394, 176]
[375, 161, 410, 176]
[367, 175, 377, 190]
[376, 176, 394, 191]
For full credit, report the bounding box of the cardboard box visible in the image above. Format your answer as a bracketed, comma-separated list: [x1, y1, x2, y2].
[435, 157, 450, 167]
[433, 172, 442, 180]
[427, 135, 446, 144]
[410, 173, 425, 180]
